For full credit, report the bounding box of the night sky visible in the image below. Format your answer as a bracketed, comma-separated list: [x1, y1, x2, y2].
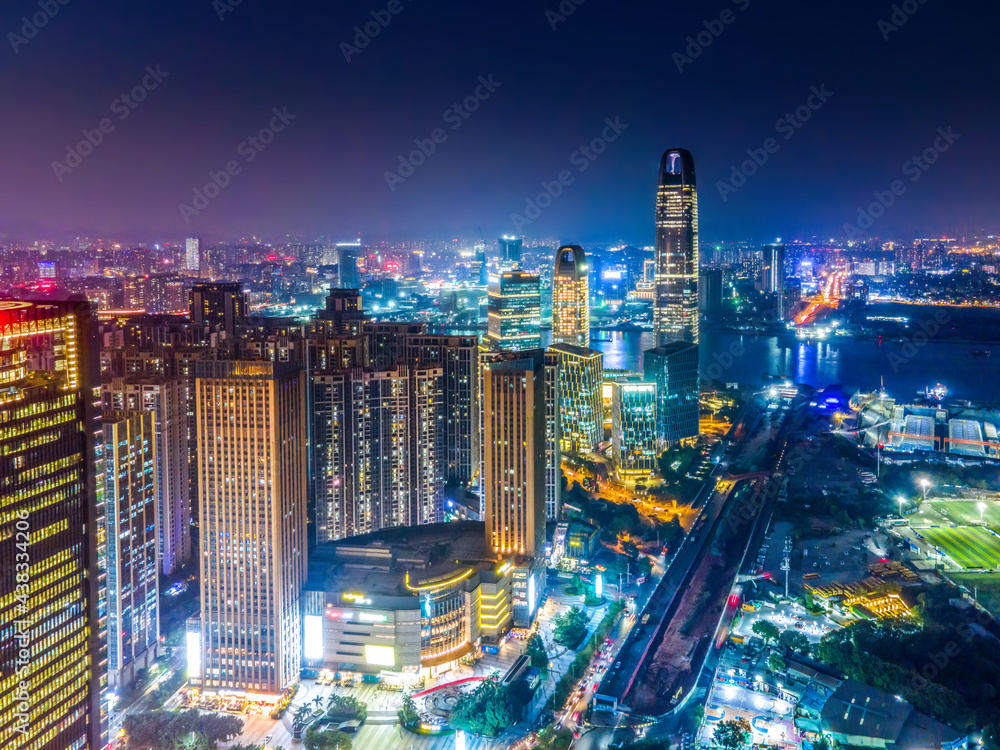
[2, 0, 997, 243]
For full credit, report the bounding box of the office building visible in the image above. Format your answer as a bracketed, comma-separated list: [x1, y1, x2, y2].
[486, 271, 541, 352]
[552, 245, 590, 348]
[761, 243, 786, 319]
[612, 382, 658, 477]
[103, 410, 160, 691]
[482, 350, 547, 557]
[544, 350, 561, 522]
[497, 235, 523, 272]
[102, 376, 191, 576]
[698, 269, 723, 317]
[185, 237, 201, 273]
[653, 148, 700, 346]
[548, 343, 603, 454]
[193, 359, 307, 693]
[188, 281, 247, 336]
[0, 297, 107, 750]
[312, 365, 445, 543]
[336, 241, 362, 288]
[643, 342, 699, 445]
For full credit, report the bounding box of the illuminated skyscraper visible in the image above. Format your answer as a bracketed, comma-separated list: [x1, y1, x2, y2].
[643, 342, 699, 446]
[543, 350, 561, 521]
[497, 235, 523, 272]
[312, 365, 444, 543]
[103, 376, 190, 576]
[482, 350, 547, 557]
[0, 297, 107, 750]
[103, 410, 160, 691]
[486, 271, 541, 352]
[185, 237, 201, 273]
[552, 245, 590, 348]
[548, 343, 603, 453]
[654, 148, 699, 346]
[193, 359, 307, 692]
[761, 243, 786, 319]
[612, 382, 658, 477]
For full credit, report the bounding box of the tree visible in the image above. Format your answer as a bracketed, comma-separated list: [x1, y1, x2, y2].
[713, 717, 751, 750]
[326, 694, 367, 721]
[123, 709, 243, 750]
[553, 606, 589, 647]
[768, 653, 787, 673]
[304, 727, 352, 750]
[526, 633, 549, 670]
[779, 629, 810, 655]
[637, 556, 653, 577]
[751, 620, 780, 645]
[397, 695, 418, 726]
[450, 676, 522, 736]
[535, 726, 573, 750]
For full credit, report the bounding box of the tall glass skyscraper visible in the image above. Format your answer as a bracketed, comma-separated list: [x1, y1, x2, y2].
[551, 245, 590, 348]
[497, 235, 523, 272]
[486, 271, 541, 352]
[643, 342, 700, 446]
[612, 382, 658, 477]
[654, 148, 699, 346]
[0, 297, 107, 750]
[548, 343, 603, 454]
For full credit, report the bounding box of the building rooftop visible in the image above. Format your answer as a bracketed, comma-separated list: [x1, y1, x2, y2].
[821, 679, 913, 742]
[305, 521, 501, 602]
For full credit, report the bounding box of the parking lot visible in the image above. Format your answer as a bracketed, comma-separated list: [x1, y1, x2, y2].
[731, 601, 836, 644]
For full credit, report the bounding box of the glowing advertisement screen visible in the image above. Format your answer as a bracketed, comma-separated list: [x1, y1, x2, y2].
[304, 614, 324, 660]
[364, 644, 396, 667]
[187, 630, 201, 678]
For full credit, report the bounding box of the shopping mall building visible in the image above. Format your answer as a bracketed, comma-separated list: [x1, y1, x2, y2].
[300, 521, 544, 685]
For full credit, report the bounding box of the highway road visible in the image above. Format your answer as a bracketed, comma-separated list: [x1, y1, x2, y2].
[592, 400, 766, 716]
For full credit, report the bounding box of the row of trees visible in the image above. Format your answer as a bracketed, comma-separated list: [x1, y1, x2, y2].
[550, 599, 626, 709]
[122, 709, 243, 749]
[326, 694, 367, 721]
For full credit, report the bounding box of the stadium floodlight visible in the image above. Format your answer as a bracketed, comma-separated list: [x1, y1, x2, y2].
[920, 479, 930, 503]
[979, 502, 987, 525]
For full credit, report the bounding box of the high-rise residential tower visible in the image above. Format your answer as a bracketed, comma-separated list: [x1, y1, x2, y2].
[188, 281, 247, 337]
[103, 376, 191, 576]
[0, 297, 107, 750]
[552, 245, 590, 348]
[486, 271, 541, 352]
[185, 237, 201, 273]
[653, 148, 700, 346]
[193, 359, 307, 692]
[103, 410, 160, 691]
[482, 350, 547, 558]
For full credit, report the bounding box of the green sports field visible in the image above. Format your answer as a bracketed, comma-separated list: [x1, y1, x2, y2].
[917, 500, 1000, 530]
[950, 574, 1000, 613]
[919, 526, 1000, 570]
